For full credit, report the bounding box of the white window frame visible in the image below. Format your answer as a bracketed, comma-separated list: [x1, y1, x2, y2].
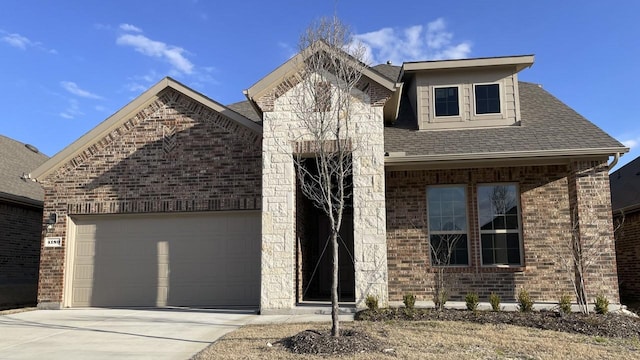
[426, 184, 470, 267]
[433, 85, 462, 118]
[472, 82, 503, 117]
[477, 183, 524, 267]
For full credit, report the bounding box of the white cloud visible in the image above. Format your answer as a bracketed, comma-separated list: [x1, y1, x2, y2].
[622, 137, 639, 150]
[60, 81, 104, 99]
[119, 23, 142, 33]
[116, 33, 194, 74]
[2, 33, 30, 49]
[59, 99, 83, 119]
[354, 18, 472, 65]
[1, 31, 56, 53]
[278, 42, 297, 59]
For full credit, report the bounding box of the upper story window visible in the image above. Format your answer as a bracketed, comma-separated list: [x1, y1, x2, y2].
[434, 87, 459, 117]
[477, 184, 522, 266]
[475, 84, 501, 114]
[427, 185, 469, 266]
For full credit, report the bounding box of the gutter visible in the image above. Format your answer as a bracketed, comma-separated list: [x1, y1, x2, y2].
[384, 147, 630, 166]
[0, 192, 44, 209]
[613, 203, 640, 216]
[608, 152, 621, 170]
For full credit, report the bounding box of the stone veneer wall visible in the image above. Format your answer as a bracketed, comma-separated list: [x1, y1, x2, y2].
[615, 210, 640, 301]
[386, 161, 620, 303]
[260, 78, 391, 312]
[0, 201, 42, 307]
[37, 88, 262, 307]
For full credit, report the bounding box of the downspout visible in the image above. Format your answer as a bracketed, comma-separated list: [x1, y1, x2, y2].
[608, 152, 620, 170]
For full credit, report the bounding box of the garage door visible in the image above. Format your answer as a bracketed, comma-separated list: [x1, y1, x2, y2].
[68, 212, 260, 308]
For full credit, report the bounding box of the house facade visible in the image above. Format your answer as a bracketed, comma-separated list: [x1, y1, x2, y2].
[610, 156, 640, 301]
[31, 45, 626, 312]
[0, 135, 48, 308]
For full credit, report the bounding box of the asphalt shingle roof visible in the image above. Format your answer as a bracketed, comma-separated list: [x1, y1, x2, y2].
[227, 100, 261, 124]
[371, 64, 401, 82]
[610, 156, 640, 212]
[384, 81, 625, 156]
[0, 135, 48, 205]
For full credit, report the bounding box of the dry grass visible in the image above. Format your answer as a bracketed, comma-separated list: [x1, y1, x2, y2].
[192, 320, 640, 360]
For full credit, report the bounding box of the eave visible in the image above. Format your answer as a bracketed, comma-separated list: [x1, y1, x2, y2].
[384, 147, 629, 170]
[401, 55, 535, 74]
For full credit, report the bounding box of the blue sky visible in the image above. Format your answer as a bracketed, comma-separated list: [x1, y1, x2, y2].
[1, 1, 638, 170]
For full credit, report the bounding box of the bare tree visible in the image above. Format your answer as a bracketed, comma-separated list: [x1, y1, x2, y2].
[430, 233, 464, 310]
[553, 181, 623, 314]
[289, 16, 368, 337]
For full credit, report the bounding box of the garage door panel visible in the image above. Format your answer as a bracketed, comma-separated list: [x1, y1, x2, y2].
[70, 212, 260, 308]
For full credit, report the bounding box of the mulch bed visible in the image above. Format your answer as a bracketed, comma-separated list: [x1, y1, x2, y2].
[278, 308, 640, 356]
[277, 328, 382, 356]
[356, 308, 640, 338]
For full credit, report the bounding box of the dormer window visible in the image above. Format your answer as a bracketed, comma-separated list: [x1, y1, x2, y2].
[474, 84, 500, 114]
[434, 87, 459, 117]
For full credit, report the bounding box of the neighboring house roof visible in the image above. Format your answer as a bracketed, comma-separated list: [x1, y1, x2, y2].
[31, 77, 260, 181]
[384, 81, 627, 165]
[610, 156, 640, 213]
[0, 135, 48, 206]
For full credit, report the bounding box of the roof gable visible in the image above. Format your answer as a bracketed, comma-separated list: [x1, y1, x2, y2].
[244, 41, 398, 113]
[31, 77, 261, 181]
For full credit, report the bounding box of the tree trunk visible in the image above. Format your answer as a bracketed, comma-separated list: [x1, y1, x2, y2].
[330, 229, 340, 336]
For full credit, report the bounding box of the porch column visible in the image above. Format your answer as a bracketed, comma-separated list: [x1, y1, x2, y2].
[567, 159, 619, 303]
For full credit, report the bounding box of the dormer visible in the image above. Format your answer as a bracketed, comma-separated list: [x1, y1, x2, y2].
[400, 55, 534, 130]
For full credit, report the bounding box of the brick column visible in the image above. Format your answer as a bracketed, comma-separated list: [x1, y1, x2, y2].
[568, 159, 619, 303]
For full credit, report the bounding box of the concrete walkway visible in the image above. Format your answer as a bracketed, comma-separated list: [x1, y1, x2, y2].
[0, 308, 352, 360]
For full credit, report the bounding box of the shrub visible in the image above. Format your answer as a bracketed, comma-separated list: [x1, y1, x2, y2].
[465, 292, 479, 311]
[365, 294, 379, 310]
[403, 293, 416, 309]
[489, 292, 501, 312]
[595, 294, 609, 314]
[433, 289, 448, 311]
[559, 294, 572, 314]
[518, 288, 534, 312]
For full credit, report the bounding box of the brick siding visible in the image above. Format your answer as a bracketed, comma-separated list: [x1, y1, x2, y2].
[0, 201, 42, 307]
[386, 162, 619, 303]
[615, 210, 640, 301]
[37, 88, 262, 305]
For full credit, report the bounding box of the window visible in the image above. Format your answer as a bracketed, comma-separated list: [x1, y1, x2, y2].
[427, 186, 469, 266]
[477, 184, 522, 265]
[475, 84, 500, 114]
[434, 87, 459, 117]
[314, 81, 331, 112]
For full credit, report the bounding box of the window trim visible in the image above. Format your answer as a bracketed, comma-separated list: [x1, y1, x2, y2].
[472, 82, 503, 117]
[433, 85, 461, 118]
[476, 183, 524, 267]
[426, 184, 470, 267]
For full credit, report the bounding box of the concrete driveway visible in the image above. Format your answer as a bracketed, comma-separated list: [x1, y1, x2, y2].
[0, 308, 257, 360]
